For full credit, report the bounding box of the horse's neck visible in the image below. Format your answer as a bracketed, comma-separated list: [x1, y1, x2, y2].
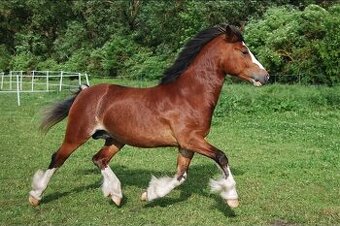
[176, 51, 225, 111]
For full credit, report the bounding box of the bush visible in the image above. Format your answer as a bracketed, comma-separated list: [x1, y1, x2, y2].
[245, 4, 340, 85]
[123, 51, 169, 80]
[10, 52, 37, 71]
[61, 49, 90, 72]
[87, 34, 143, 77]
[101, 35, 136, 76]
[0, 45, 11, 71]
[53, 21, 89, 62]
[36, 58, 61, 71]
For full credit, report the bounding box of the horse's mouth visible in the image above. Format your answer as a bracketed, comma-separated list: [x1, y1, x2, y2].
[250, 74, 269, 86]
[250, 78, 263, 87]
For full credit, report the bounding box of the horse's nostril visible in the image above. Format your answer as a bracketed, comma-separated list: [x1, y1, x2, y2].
[265, 74, 270, 82]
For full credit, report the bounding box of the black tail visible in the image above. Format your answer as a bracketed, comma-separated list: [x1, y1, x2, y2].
[40, 85, 88, 132]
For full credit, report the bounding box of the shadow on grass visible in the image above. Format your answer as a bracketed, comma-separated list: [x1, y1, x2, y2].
[213, 196, 237, 218]
[42, 182, 100, 205]
[77, 164, 244, 190]
[42, 164, 243, 217]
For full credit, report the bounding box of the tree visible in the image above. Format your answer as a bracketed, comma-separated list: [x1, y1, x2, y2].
[245, 4, 340, 85]
[0, 0, 338, 84]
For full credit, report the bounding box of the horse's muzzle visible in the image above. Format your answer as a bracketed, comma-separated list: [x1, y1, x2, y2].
[251, 73, 270, 86]
[264, 74, 270, 83]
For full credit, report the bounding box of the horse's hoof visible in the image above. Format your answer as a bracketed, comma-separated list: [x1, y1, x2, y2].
[226, 199, 239, 208]
[29, 195, 40, 207]
[140, 192, 147, 201]
[111, 196, 122, 206]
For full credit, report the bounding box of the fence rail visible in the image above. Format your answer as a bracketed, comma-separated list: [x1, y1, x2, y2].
[0, 71, 90, 106]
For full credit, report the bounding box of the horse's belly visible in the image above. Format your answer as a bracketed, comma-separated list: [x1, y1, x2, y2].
[104, 117, 177, 148]
[109, 127, 177, 148]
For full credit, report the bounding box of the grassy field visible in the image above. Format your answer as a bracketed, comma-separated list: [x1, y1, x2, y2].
[0, 79, 339, 225]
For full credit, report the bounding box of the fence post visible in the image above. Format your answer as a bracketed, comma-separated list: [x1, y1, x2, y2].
[78, 73, 81, 86]
[16, 73, 20, 106]
[20, 71, 23, 90]
[9, 71, 12, 90]
[46, 71, 49, 91]
[85, 73, 90, 86]
[31, 70, 35, 91]
[0, 72, 4, 90]
[59, 71, 63, 91]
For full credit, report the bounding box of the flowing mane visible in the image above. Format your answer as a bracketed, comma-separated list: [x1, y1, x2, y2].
[160, 24, 244, 84]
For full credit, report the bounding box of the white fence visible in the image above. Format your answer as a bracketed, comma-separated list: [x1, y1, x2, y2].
[0, 71, 90, 106]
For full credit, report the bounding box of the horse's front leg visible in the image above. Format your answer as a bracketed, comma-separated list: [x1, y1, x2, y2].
[180, 136, 239, 208]
[92, 138, 124, 206]
[141, 149, 194, 201]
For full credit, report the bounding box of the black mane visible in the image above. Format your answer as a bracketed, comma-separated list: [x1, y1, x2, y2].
[160, 24, 243, 84]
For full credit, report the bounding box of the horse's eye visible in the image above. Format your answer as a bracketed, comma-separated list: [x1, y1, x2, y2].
[241, 50, 248, 55]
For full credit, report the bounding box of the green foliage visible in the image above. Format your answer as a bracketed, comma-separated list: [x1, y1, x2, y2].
[0, 45, 10, 70]
[9, 52, 37, 71]
[53, 21, 88, 62]
[84, 34, 165, 78]
[0, 1, 339, 84]
[245, 4, 340, 85]
[62, 49, 90, 72]
[124, 51, 169, 80]
[71, 1, 129, 47]
[14, 31, 48, 56]
[135, 0, 267, 54]
[36, 58, 60, 71]
[93, 34, 141, 77]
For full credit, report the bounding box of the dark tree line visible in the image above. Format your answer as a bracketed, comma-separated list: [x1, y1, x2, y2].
[0, 0, 338, 85]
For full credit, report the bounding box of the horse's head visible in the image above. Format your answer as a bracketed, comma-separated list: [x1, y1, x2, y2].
[220, 25, 269, 86]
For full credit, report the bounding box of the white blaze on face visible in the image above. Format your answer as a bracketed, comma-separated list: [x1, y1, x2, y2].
[242, 42, 265, 70]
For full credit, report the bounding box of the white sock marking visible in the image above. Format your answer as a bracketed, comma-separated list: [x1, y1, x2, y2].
[101, 167, 122, 199]
[29, 168, 57, 200]
[210, 167, 238, 200]
[146, 172, 187, 201]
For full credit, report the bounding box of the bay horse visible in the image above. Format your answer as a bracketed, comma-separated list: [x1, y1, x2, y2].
[29, 24, 269, 209]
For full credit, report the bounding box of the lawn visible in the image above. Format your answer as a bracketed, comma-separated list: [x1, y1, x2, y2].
[0, 79, 339, 225]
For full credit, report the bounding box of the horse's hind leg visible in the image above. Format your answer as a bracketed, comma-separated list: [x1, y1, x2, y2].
[92, 138, 124, 206]
[141, 149, 194, 201]
[28, 122, 91, 207]
[28, 139, 87, 206]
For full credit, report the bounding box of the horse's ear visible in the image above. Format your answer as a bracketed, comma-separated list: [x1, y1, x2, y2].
[225, 25, 233, 38]
[225, 25, 238, 43]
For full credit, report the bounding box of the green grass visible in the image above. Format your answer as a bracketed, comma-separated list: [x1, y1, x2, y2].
[0, 79, 339, 225]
